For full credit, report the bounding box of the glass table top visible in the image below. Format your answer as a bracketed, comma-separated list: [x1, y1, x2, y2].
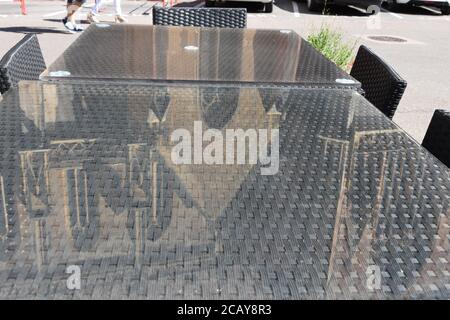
[0, 81, 448, 299]
[42, 24, 359, 87]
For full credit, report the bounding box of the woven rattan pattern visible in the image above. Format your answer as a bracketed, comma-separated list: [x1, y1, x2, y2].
[152, 7, 247, 28]
[0, 82, 448, 299]
[0, 34, 46, 94]
[422, 109, 450, 168]
[45, 24, 359, 88]
[350, 45, 407, 119]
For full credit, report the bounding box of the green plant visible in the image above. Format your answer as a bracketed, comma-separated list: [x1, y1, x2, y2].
[307, 25, 356, 72]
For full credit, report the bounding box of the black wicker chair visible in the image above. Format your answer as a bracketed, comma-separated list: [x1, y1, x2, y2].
[350, 45, 407, 119]
[422, 109, 450, 168]
[152, 6, 247, 28]
[0, 34, 46, 95]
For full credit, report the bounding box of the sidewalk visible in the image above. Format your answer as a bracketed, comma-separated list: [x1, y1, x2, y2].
[0, 1, 165, 62]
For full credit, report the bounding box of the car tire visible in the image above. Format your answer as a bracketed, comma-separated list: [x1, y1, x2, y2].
[306, 0, 323, 12]
[441, 6, 450, 15]
[265, 2, 273, 13]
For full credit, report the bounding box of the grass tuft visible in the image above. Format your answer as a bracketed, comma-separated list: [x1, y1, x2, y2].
[307, 25, 356, 72]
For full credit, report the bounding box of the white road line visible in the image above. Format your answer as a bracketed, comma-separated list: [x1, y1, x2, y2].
[292, 1, 300, 17]
[43, 10, 67, 18]
[419, 5, 441, 14]
[194, 3, 204, 8]
[347, 5, 367, 14]
[381, 8, 404, 19]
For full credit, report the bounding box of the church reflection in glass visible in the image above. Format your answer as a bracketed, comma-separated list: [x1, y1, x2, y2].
[0, 81, 448, 299]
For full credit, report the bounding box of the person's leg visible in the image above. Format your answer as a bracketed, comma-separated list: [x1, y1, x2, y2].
[64, 0, 85, 31]
[66, 0, 82, 24]
[88, 0, 102, 23]
[114, 0, 127, 22]
[114, 0, 122, 16]
[91, 0, 103, 15]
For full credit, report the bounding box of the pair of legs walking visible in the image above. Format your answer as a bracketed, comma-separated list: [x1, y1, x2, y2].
[63, 0, 85, 32]
[63, 0, 126, 33]
[89, 0, 127, 23]
[92, 0, 123, 16]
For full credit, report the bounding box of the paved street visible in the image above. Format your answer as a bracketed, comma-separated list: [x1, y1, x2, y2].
[1, 0, 449, 142]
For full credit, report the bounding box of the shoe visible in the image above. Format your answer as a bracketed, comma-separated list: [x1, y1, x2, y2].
[87, 12, 99, 24]
[114, 15, 127, 23]
[62, 17, 76, 33]
[73, 24, 84, 32]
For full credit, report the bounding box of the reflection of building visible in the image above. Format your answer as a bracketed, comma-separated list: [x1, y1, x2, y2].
[19, 150, 50, 219]
[323, 129, 409, 298]
[1, 83, 448, 298]
[4, 81, 282, 273]
[316, 93, 443, 298]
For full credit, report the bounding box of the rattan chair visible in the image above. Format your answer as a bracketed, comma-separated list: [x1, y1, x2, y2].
[422, 109, 450, 168]
[0, 34, 46, 95]
[152, 6, 247, 28]
[350, 45, 407, 119]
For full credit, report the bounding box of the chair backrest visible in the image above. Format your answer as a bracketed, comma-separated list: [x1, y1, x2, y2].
[350, 45, 407, 119]
[152, 6, 247, 28]
[422, 109, 450, 168]
[0, 34, 46, 94]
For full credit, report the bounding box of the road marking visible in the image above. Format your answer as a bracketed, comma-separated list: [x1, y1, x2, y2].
[347, 5, 367, 14]
[43, 10, 67, 18]
[194, 3, 204, 8]
[129, 1, 148, 14]
[381, 8, 404, 19]
[419, 5, 441, 14]
[292, 1, 300, 17]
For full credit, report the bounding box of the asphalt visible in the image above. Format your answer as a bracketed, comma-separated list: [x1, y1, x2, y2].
[1, 0, 449, 142]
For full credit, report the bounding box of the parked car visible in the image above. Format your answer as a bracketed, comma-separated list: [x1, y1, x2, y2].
[384, 0, 450, 15]
[305, 0, 383, 13]
[205, 0, 274, 13]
